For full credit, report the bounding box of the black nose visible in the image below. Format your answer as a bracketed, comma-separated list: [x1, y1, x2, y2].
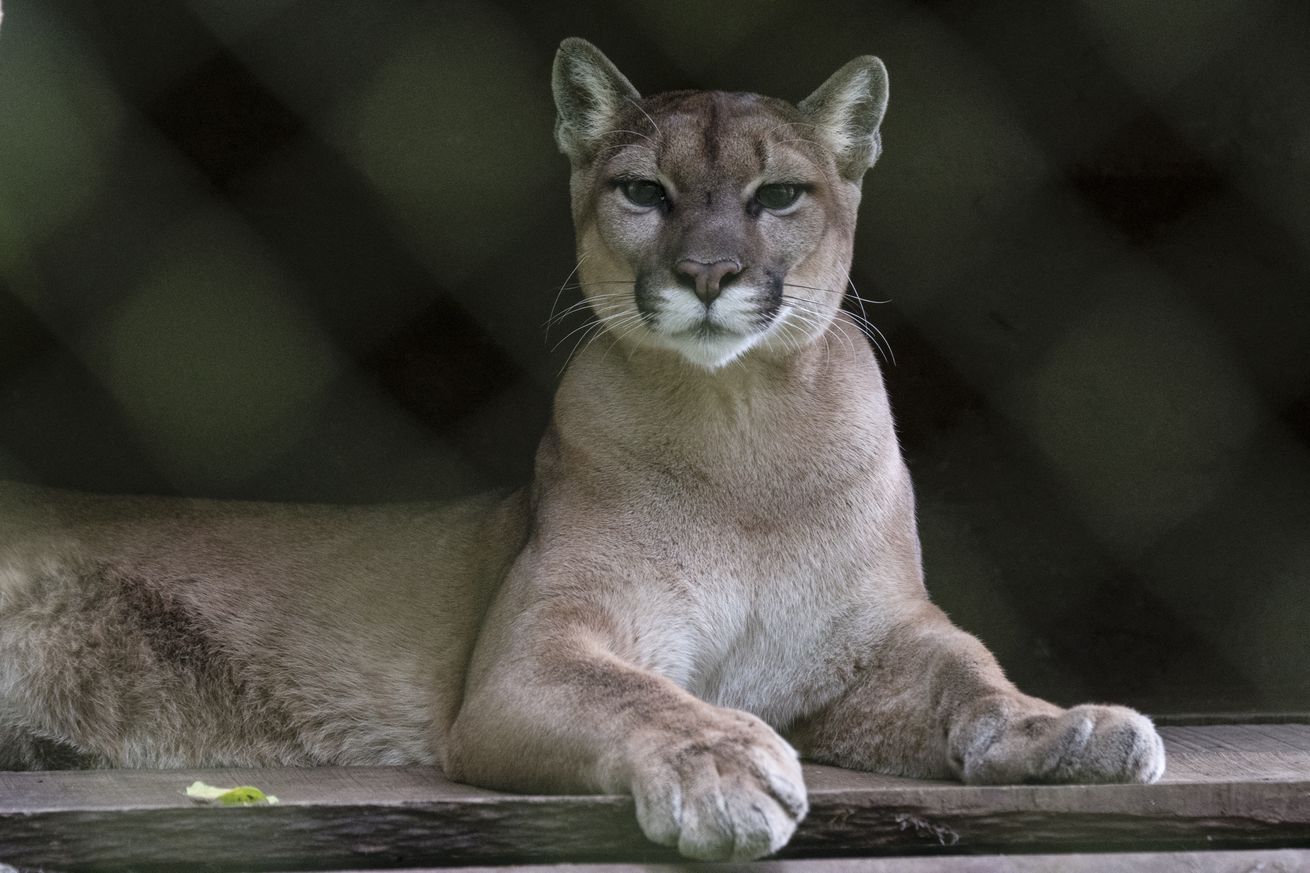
[676, 258, 742, 305]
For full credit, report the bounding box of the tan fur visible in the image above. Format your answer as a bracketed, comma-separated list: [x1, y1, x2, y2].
[0, 38, 1164, 861]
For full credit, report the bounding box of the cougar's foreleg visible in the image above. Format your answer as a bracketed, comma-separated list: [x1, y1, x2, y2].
[791, 603, 1165, 785]
[447, 579, 808, 862]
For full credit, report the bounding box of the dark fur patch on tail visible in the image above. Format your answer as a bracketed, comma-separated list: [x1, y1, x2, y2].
[4, 559, 307, 766]
[113, 571, 229, 681]
[104, 567, 295, 727]
[103, 567, 307, 760]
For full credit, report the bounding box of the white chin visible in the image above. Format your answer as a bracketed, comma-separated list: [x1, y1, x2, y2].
[656, 330, 761, 370]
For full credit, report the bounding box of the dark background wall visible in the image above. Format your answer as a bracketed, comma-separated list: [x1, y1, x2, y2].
[1, 0, 1307, 719]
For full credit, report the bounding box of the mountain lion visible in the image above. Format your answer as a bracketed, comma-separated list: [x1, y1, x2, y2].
[0, 38, 1164, 861]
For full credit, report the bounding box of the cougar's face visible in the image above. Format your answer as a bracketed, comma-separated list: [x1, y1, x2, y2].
[573, 92, 861, 370]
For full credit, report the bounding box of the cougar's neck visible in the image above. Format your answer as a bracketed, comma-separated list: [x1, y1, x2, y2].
[549, 318, 887, 479]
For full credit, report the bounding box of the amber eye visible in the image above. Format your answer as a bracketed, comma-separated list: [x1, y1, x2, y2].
[754, 184, 802, 211]
[620, 179, 667, 208]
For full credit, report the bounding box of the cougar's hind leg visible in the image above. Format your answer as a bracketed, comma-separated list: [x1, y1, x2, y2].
[0, 722, 102, 770]
[0, 556, 304, 768]
[1, 556, 110, 768]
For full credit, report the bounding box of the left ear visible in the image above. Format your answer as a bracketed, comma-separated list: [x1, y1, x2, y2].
[798, 56, 890, 181]
[552, 38, 642, 165]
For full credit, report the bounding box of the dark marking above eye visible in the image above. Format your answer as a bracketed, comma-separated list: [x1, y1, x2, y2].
[703, 98, 721, 163]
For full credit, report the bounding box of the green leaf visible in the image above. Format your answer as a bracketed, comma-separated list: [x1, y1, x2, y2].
[185, 780, 280, 805]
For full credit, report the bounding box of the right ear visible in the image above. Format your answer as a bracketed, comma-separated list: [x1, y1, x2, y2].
[798, 56, 890, 181]
[552, 38, 642, 164]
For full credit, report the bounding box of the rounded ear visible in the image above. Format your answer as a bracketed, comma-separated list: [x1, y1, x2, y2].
[552, 38, 642, 165]
[798, 56, 890, 180]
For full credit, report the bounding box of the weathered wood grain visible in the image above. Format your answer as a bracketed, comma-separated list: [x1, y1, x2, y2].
[1162, 724, 1310, 782]
[0, 725, 1307, 872]
[1153, 712, 1310, 727]
[305, 850, 1310, 873]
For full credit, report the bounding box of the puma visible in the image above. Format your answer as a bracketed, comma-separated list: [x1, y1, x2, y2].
[0, 38, 1164, 861]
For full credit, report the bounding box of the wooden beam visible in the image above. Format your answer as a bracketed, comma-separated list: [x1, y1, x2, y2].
[1, 725, 1307, 872]
[304, 850, 1310, 873]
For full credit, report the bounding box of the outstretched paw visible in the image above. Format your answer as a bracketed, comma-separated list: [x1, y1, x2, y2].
[628, 709, 808, 861]
[957, 699, 1165, 785]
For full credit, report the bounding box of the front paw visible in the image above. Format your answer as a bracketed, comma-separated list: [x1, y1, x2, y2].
[956, 700, 1166, 785]
[627, 709, 808, 861]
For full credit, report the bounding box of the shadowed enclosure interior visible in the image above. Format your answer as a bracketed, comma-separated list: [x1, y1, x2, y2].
[0, 0, 1308, 759]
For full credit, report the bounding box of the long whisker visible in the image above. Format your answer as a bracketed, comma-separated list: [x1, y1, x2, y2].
[800, 308, 837, 370]
[547, 252, 592, 340]
[547, 291, 628, 312]
[839, 267, 895, 367]
[544, 294, 628, 329]
[605, 314, 650, 363]
[593, 142, 657, 161]
[781, 282, 890, 307]
[621, 98, 663, 140]
[591, 312, 646, 364]
[550, 303, 629, 354]
[545, 296, 628, 332]
[603, 127, 657, 145]
[779, 293, 886, 364]
[841, 268, 877, 365]
[785, 297, 869, 359]
[777, 306, 812, 355]
[838, 279, 890, 364]
[559, 319, 612, 377]
[785, 315, 812, 358]
[773, 137, 825, 149]
[556, 280, 638, 291]
[839, 309, 894, 365]
[780, 285, 895, 366]
[784, 304, 852, 362]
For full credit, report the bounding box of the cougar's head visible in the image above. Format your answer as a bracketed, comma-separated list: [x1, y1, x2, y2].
[553, 38, 888, 370]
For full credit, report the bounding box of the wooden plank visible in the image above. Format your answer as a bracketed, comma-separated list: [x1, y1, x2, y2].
[303, 850, 1310, 873]
[0, 725, 1307, 872]
[1160, 724, 1310, 782]
[1153, 712, 1310, 727]
[0, 765, 496, 813]
[6, 725, 1306, 813]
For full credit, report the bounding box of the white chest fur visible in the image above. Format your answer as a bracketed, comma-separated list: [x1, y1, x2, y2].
[598, 478, 910, 731]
